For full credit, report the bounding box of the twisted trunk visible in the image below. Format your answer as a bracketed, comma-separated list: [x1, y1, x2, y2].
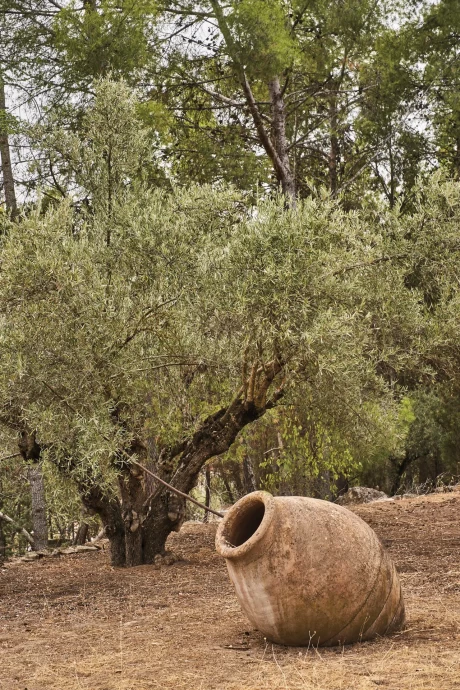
[78, 459, 186, 567]
[95, 401, 281, 564]
[80, 359, 284, 566]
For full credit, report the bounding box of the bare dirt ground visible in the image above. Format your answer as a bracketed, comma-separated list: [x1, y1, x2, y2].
[1, 492, 460, 690]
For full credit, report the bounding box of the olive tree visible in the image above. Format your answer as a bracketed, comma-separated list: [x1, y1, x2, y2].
[0, 80, 426, 566]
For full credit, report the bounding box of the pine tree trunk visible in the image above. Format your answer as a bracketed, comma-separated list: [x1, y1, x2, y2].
[73, 522, 89, 545]
[268, 76, 296, 205]
[388, 128, 396, 209]
[0, 521, 5, 565]
[242, 454, 257, 494]
[0, 485, 5, 564]
[0, 76, 18, 220]
[209, 2, 296, 206]
[0, 486, 6, 566]
[27, 465, 48, 551]
[217, 462, 235, 504]
[225, 459, 244, 498]
[455, 137, 460, 180]
[203, 465, 211, 523]
[329, 95, 340, 196]
[18, 431, 48, 551]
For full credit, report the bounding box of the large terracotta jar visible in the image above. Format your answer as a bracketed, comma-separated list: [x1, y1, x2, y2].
[215, 491, 405, 646]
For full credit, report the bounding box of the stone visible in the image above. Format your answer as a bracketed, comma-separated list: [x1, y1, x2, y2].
[75, 545, 99, 552]
[336, 486, 388, 505]
[21, 552, 40, 561]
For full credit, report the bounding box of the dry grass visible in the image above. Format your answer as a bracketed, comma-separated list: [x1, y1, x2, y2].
[1, 493, 460, 690]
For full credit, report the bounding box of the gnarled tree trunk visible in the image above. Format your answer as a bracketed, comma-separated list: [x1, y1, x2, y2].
[81, 468, 186, 568]
[83, 358, 284, 567]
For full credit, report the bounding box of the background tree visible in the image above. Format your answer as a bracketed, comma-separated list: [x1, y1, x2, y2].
[4, 0, 456, 211]
[417, 0, 460, 179]
[0, 0, 164, 202]
[151, 0, 427, 206]
[0, 74, 18, 219]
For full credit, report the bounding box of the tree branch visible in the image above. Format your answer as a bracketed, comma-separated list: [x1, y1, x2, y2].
[0, 452, 22, 462]
[331, 253, 408, 277]
[0, 511, 34, 546]
[208, 0, 291, 190]
[199, 85, 246, 108]
[131, 459, 224, 518]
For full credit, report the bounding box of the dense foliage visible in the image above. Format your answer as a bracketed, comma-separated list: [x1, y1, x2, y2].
[2, 1, 460, 563]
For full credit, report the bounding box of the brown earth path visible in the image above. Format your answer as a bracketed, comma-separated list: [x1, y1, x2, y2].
[1, 492, 459, 690]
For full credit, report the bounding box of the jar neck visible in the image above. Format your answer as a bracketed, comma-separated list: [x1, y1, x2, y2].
[215, 491, 276, 562]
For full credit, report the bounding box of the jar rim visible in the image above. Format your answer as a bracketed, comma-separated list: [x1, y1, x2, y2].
[215, 490, 276, 560]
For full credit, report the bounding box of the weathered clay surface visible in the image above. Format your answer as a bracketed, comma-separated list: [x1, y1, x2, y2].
[215, 491, 405, 647]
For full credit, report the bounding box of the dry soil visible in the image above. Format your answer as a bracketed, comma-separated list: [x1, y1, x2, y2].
[1, 492, 459, 690]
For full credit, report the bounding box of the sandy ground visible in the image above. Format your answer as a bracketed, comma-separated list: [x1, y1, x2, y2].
[1, 492, 460, 690]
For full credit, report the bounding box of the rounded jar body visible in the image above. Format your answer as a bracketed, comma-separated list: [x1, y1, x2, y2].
[215, 491, 405, 646]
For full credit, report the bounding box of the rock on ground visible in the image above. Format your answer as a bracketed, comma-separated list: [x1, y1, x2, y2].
[336, 486, 388, 505]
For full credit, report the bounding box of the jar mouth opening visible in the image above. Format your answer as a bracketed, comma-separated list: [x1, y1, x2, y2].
[215, 491, 275, 560]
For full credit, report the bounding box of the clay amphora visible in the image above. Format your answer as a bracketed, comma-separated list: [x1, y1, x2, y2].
[215, 491, 405, 647]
